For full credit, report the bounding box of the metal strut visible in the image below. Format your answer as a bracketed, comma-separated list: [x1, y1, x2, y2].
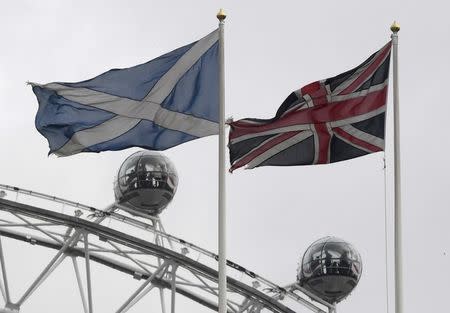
[116, 261, 169, 313]
[72, 257, 89, 313]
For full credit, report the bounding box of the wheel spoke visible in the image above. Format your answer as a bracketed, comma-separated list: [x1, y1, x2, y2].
[116, 261, 169, 313]
[107, 241, 151, 275]
[0, 236, 11, 304]
[72, 257, 89, 313]
[11, 213, 63, 245]
[17, 232, 80, 306]
[170, 264, 178, 313]
[159, 288, 167, 313]
[84, 233, 94, 313]
[0, 188, 330, 313]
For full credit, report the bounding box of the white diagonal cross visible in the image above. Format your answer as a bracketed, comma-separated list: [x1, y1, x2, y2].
[37, 29, 219, 156]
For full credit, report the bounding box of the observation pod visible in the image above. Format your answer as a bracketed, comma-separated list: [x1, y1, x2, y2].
[114, 151, 178, 216]
[297, 237, 362, 304]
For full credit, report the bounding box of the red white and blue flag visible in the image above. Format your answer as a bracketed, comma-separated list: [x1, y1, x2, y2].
[228, 42, 391, 172]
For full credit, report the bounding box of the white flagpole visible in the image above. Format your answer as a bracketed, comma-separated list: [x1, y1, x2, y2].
[390, 21, 403, 313]
[217, 8, 227, 313]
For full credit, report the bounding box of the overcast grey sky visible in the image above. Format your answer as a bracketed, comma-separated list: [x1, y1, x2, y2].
[0, 0, 449, 312]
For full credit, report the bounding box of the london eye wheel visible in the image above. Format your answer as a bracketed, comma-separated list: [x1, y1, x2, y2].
[0, 152, 359, 313]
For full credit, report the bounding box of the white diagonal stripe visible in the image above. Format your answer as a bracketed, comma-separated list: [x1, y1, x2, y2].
[42, 83, 218, 138]
[338, 124, 384, 149]
[37, 30, 219, 155]
[229, 124, 312, 144]
[42, 83, 148, 113]
[332, 44, 389, 95]
[330, 80, 388, 103]
[55, 116, 141, 156]
[280, 100, 308, 117]
[144, 29, 219, 103]
[232, 133, 284, 166]
[231, 81, 387, 145]
[153, 107, 217, 136]
[246, 131, 313, 169]
[333, 132, 373, 153]
[330, 106, 385, 128]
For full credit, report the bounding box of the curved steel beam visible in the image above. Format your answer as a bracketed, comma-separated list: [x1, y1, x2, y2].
[0, 198, 296, 313]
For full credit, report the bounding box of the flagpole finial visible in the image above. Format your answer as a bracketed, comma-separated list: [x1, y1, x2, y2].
[390, 21, 400, 33]
[216, 8, 226, 22]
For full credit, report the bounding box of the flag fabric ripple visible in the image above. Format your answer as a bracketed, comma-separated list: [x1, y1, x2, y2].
[32, 29, 219, 156]
[228, 42, 391, 172]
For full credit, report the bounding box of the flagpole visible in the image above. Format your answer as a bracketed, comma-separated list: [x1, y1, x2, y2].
[390, 21, 403, 313]
[217, 8, 227, 313]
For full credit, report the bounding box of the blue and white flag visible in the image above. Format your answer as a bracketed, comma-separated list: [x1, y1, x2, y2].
[31, 30, 219, 156]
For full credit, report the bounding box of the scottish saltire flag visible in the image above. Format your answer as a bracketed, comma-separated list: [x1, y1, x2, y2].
[229, 42, 391, 172]
[31, 30, 219, 156]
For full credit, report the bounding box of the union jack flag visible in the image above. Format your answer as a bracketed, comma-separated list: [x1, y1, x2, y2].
[228, 42, 391, 172]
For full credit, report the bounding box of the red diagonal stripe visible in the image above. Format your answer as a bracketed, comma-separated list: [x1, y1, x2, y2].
[230, 131, 301, 172]
[333, 127, 383, 152]
[229, 87, 387, 140]
[339, 42, 391, 95]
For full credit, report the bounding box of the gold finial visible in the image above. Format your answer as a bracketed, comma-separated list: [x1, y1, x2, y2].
[216, 8, 226, 21]
[390, 21, 400, 33]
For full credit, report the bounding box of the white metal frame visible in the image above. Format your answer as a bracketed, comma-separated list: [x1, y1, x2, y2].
[0, 184, 334, 313]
